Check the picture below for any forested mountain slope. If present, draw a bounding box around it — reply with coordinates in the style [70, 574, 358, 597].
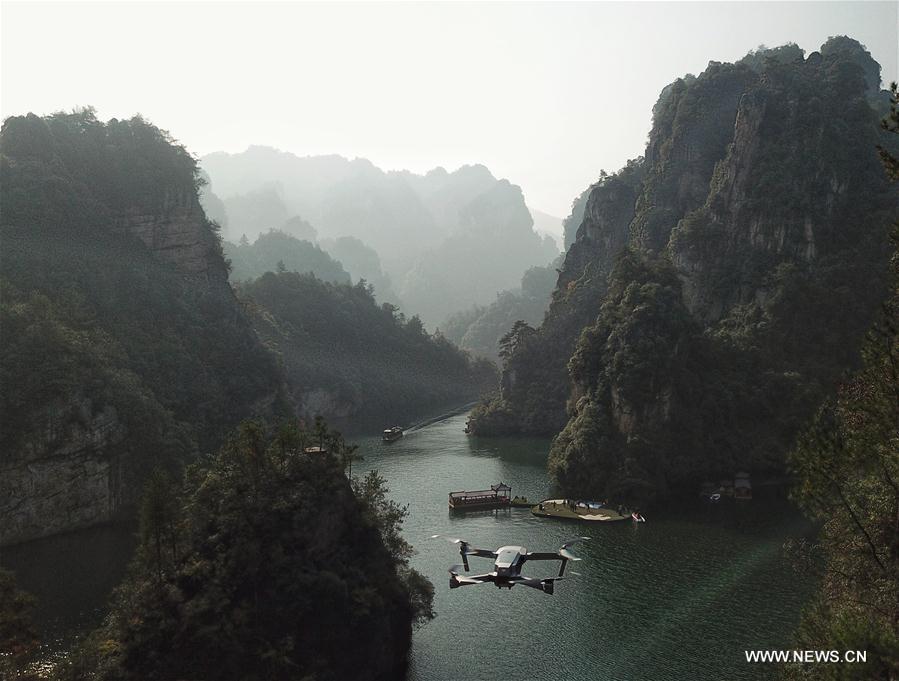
[440, 257, 560, 364]
[469, 39, 898, 502]
[0, 111, 495, 546]
[54, 422, 432, 681]
[200, 149, 558, 326]
[224, 229, 351, 284]
[239, 273, 497, 429]
[0, 110, 281, 544]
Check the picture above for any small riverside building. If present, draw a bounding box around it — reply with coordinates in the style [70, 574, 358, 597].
[449, 482, 512, 510]
[734, 472, 752, 500]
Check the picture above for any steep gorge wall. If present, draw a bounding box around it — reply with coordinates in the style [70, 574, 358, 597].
[0, 111, 280, 546]
[0, 399, 125, 545]
[470, 39, 898, 500]
[114, 187, 230, 283]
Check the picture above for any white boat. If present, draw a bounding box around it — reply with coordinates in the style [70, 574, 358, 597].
[382, 426, 403, 442]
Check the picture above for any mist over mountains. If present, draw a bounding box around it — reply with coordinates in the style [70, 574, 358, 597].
[3, 0, 898, 671]
[0, 111, 495, 547]
[200, 147, 559, 326]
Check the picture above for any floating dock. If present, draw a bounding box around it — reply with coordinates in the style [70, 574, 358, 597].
[531, 499, 629, 522]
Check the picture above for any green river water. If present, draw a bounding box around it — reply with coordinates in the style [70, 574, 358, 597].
[2, 412, 815, 680]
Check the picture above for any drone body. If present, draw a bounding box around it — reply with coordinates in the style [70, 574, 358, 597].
[432, 536, 588, 595]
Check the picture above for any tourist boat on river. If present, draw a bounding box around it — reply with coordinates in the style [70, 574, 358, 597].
[382, 426, 404, 442]
[448, 482, 512, 510]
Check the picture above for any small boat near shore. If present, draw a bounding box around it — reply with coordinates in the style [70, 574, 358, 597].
[382, 426, 404, 443]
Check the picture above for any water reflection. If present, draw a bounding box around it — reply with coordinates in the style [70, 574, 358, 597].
[356, 413, 816, 681]
[1, 412, 815, 681]
[0, 522, 137, 655]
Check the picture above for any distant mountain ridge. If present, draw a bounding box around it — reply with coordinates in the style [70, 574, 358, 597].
[0, 111, 495, 545]
[200, 148, 558, 325]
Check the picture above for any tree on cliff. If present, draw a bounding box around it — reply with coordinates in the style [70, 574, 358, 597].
[784, 83, 899, 679]
[57, 418, 433, 681]
[499, 320, 535, 363]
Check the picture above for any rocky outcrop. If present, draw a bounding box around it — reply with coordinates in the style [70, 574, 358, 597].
[631, 62, 757, 253]
[558, 160, 644, 292]
[299, 389, 355, 421]
[0, 111, 282, 546]
[670, 44, 895, 323]
[115, 188, 229, 283]
[473, 38, 898, 501]
[0, 398, 125, 545]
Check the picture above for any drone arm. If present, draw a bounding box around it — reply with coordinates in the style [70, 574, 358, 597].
[515, 576, 562, 595]
[465, 548, 498, 559]
[522, 551, 562, 561]
[449, 571, 495, 589]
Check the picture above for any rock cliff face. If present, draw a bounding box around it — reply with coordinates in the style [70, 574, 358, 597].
[631, 62, 756, 253]
[0, 399, 125, 545]
[114, 188, 230, 283]
[0, 111, 280, 546]
[469, 38, 898, 500]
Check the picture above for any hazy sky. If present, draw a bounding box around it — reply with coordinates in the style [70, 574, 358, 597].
[2, 1, 897, 216]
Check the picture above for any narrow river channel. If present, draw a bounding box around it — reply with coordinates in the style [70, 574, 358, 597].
[2, 411, 815, 680]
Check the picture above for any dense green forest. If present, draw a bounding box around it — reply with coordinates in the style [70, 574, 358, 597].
[50, 419, 432, 681]
[319, 235, 400, 305]
[239, 272, 497, 429]
[440, 257, 560, 364]
[223, 229, 402, 306]
[0, 108, 487, 678]
[470, 39, 899, 502]
[0, 110, 281, 532]
[224, 229, 351, 284]
[0, 109, 493, 550]
[783, 83, 899, 679]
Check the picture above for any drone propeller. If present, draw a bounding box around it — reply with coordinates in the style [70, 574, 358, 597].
[432, 534, 470, 571]
[561, 536, 591, 546]
[448, 564, 466, 576]
[431, 534, 466, 545]
[556, 537, 590, 576]
[559, 536, 590, 561]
